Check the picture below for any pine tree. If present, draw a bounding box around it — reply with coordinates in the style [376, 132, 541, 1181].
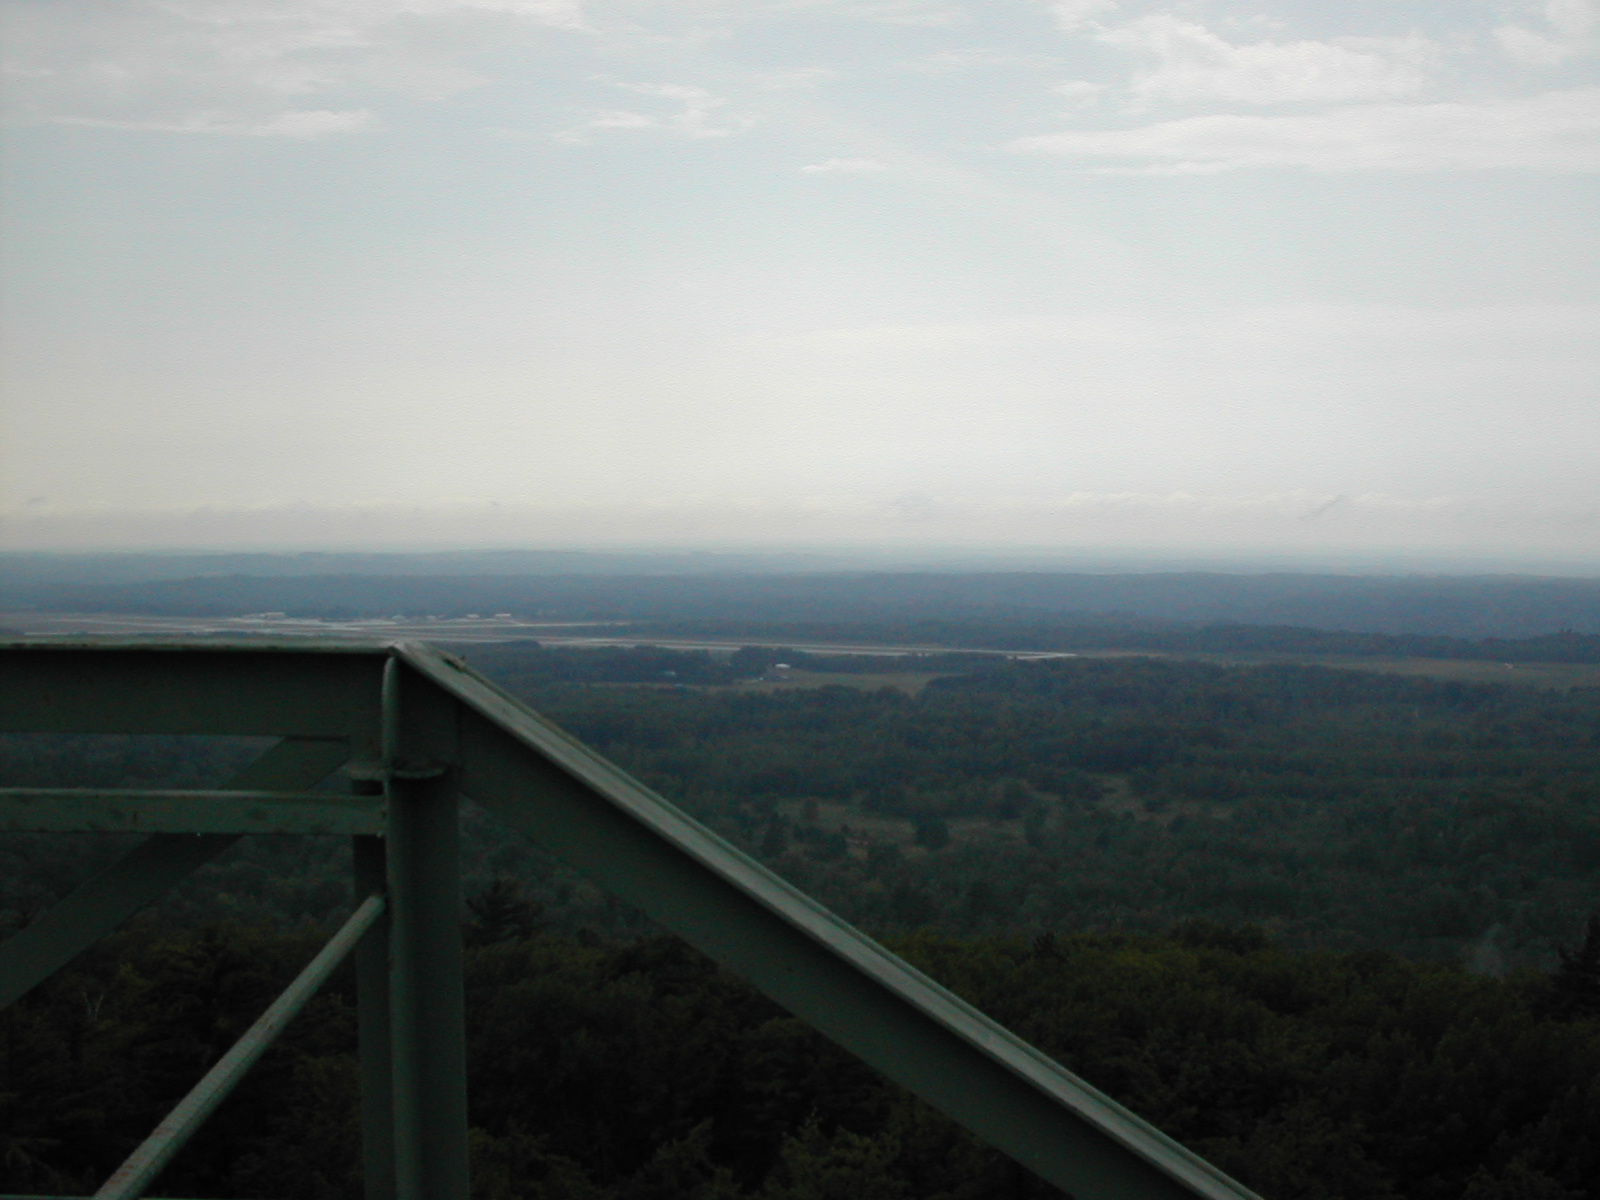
[1551, 912, 1600, 1019]
[464, 878, 544, 947]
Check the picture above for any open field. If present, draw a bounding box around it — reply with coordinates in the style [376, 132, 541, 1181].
[733, 668, 951, 696]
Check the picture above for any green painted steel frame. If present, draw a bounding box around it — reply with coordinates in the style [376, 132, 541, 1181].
[0, 788, 385, 834]
[0, 736, 353, 1010]
[96, 895, 388, 1200]
[0, 640, 1263, 1200]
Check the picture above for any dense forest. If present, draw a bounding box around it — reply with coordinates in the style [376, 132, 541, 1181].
[4, 641, 1600, 1197]
[7, 645, 1600, 962]
[4, 914, 1599, 1199]
[464, 645, 1600, 966]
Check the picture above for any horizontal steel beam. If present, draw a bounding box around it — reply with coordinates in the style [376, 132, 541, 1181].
[397, 645, 1260, 1200]
[0, 640, 386, 744]
[0, 738, 352, 1010]
[0, 788, 384, 835]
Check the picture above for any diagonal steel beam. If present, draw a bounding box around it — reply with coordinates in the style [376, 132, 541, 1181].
[94, 893, 386, 1200]
[397, 644, 1262, 1200]
[0, 738, 350, 1010]
[353, 827, 395, 1200]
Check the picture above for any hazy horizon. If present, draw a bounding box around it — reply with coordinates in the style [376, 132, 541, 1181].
[3, 1, 1596, 560]
[5, 540, 1600, 581]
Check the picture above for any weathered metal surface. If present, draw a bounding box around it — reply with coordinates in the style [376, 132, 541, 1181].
[397, 645, 1261, 1200]
[94, 893, 387, 1200]
[0, 641, 385, 748]
[0, 737, 350, 1010]
[0, 788, 384, 834]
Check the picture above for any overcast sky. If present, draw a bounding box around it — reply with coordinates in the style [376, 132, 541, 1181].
[2, 0, 1597, 563]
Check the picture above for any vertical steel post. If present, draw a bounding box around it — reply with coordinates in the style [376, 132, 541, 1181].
[388, 773, 470, 1200]
[384, 657, 471, 1200]
[353, 824, 396, 1200]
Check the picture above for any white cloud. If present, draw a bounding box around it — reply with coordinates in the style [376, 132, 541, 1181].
[0, 0, 588, 133]
[250, 107, 378, 136]
[55, 108, 377, 136]
[1045, 0, 1117, 35]
[1007, 87, 1600, 172]
[909, 47, 1060, 73]
[800, 156, 889, 172]
[842, 1, 964, 27]
[563, 81, 754, 140]
[1101, 16, 1437, 106]
[1496, 0, 1597, 64]
[730, 0, 959, 28]
[1498, 25, 1580, 65]
[153, 0, 594, 34]
[418, 0, 589, 29]
[1547, 0, 1599, 38]
[758, 67, 840, 89]
[588, 110, 655, 130]
[1051, 79, 1105, 103]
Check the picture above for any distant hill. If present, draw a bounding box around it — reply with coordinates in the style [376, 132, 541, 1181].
[5, 561, 1600, 639]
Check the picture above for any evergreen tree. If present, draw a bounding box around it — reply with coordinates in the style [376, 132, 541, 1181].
[1551, 912, 1600, 1019]
[465, 878, 545, 947]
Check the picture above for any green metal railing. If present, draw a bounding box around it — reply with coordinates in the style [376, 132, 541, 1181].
[98, 893, 388, 1200]
[0, 640, 1263, 1200]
